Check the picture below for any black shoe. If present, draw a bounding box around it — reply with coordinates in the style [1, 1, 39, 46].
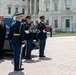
[25, 57, 32, 60]
[19, 68, 24, 70]
[14, 68, 24, 71]
[39, 55, 46, 57]
[0, 57, 5, 59]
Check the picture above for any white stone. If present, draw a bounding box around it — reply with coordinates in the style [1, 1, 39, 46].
[0, 0, 76, 32]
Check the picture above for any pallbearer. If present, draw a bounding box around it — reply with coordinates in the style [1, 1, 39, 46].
[24, 16, 33, 60]
[37, 16, 47, 57]
[10, 12, 24, 71]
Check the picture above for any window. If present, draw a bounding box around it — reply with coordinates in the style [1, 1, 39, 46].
[66, 0, 70, 10]
[37, 8, 39, 14]
[28, 8, 30, 14]
[8, 7, 11, 14]
[66, 19, 70, 28]
[22, 8, 25, 15]
[46, 3, 50, 12]
[15, 8, 18, 12]
[46, 20, 49, 25]
[54, 3, 58, 11]
[54, 20, 58, 28]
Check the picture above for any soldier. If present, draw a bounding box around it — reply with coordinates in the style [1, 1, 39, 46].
[37, 16, 47, 57]
[10, 12, 24, 71]
[24, 16, 33, 60]
[0, 15, 6, 59]
[50, 26, 52, 37]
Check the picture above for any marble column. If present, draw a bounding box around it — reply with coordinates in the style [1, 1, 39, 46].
[30, 0, 32, 14]
[58, 0, 62, 13]
[34, 0, 37, 14]
[49, 0, 53, 14]
[39, 0, 45, 15]
[73, 0, 76, 12]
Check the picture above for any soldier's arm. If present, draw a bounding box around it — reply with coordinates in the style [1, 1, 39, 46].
[9, 26, 13, 40]
[4, 23, 6, 35]
[20, 25, 25, 43]
[28, 22, 34, 31]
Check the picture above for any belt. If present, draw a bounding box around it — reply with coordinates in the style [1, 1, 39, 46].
[13, 34, 20, 36]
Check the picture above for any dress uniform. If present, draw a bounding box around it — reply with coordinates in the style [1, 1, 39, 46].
[0, 16, 6, 59]
[24, 16, 33, 60]
[10, 12, 24, 71]
[37, 16, 47, 57]
[50, 26, 52, 37]
[20, 19, 26, 58]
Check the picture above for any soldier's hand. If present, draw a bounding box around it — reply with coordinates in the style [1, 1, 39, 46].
[21, 44, 25, 47]
[43, 30, 46, 33]
[25, 30, 29, 34]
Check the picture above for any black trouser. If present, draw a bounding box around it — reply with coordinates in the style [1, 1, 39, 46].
[50, 32, 52, 37]
[0, 39, 5, 57]
[39, 39, 46, 56]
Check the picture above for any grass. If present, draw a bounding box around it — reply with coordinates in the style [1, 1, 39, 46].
[47, 33, 76, 37]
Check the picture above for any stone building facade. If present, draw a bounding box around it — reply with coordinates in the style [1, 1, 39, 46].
[0, 0, 76, 32]
[0, 0, 27, 17]
[38, 0, 76, 32]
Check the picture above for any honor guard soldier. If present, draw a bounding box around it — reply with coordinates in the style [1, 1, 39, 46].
[0, 15, 6, 59]
[37, 16, 47, 57]
[50, 26, 52, 37]
[10, 12, 24, 71]
[24, 16, 33, 60]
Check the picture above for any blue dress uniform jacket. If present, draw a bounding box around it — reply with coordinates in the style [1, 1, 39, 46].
[10, 21, 22, 71]
[24, 22, 33, 40]
[37, 22, 47, 39]
[10, 21, 21, 44]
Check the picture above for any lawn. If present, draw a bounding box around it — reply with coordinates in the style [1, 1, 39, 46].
[47, 33, 76, 37]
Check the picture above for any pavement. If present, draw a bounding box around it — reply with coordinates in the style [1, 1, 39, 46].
[0, 36, 76, 75]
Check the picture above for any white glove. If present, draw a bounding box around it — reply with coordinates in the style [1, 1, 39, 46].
[43, 30, 46, 33]
[21, 44, 25, 47]
[25, 30, 29, 34]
